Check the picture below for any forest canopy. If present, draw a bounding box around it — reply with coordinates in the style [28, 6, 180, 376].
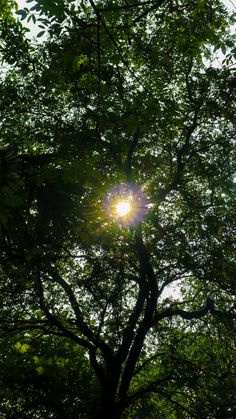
[0, 0, 236, 418]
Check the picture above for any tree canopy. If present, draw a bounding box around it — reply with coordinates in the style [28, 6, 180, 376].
[0, 0, 236, 418]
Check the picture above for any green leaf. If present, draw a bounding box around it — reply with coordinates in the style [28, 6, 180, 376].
[36, 366, 45, 375]
[20, 343, 30, 353]
[37, 30, 45, 38]
[15, 9, 27, 19]
[33, 355, 40, 364]
[221, 45, 226, 55]
[15, 341, 22, 351]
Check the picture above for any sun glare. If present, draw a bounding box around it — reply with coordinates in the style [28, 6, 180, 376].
[105, 183, 150, 225]
[115, 200, 132, 217]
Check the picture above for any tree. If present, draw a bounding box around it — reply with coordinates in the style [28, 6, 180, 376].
[0, 0, 236, 417]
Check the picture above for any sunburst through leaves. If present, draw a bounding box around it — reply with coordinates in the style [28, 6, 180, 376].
[105, 183, 150, 226]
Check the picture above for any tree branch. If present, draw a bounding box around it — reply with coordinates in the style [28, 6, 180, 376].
[118, 228, 158, 400]
[125, 128, 140, 181]
[132, 0, 166, 25]
[88, 0, 162, 104]
[116, 272, 147, 364]
[125, 374, 174, 407]
[34, 272, 94, 350]
[99, 1, 163, 12]
[154, 299, 236, 323]
[47, 268, 114, 364]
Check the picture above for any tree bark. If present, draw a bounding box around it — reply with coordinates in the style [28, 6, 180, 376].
[96, 385, 121, 419]
[96, 400, 121, 419]
[95, 366, 123, 419]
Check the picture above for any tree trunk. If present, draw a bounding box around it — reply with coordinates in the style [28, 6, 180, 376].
[96, 379, 122, 419]
[96, 400, 121, 419]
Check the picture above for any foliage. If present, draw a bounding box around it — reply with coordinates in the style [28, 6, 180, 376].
[0, 0, 17, 21]
[0, 0, 236, 418]
[0, 335, 99, 418]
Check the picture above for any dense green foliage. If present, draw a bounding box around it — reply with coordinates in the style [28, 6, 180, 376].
[0, 0, 236, 417]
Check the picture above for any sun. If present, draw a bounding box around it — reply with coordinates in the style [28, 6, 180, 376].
[115, 200, 132, 217]
[105, 183, 150, 226]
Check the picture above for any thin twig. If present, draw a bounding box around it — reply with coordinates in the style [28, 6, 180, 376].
[88, 0, 162, 106]
[99, 1, 163, 12]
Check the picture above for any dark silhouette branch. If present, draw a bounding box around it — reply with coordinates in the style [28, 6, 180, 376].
[116, 272, 147, 364]
[0, 322, 88, 342]
[118, 228, 158, 400]
[156, 389, 198, 418]
[88, 0, 163, 104]
[48, 268, 95, 339]
[134, 351, 167, 376]
[185, 57, 194, 102]
[154, 299, 236, 323]
[47, 268, 114, 364]
[125, 374, 174, 407]
[125, 128, 140, 181]
[175, 108, 199, 178]
[132, 0, 166, 25]
[99, 1, 163, 12]
[34, 273, 94, 350]
[96, 10, 101, 139]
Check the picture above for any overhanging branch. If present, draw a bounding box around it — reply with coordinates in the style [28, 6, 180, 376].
[34, 272, 94, 350]
[88, 0, 163, 104]
[99, 1, 163, 12]
[154, 299, 236, 323]
[125, 128, 140, 181]
[47, 268, 114, 364]
[118, 228, 158, 400]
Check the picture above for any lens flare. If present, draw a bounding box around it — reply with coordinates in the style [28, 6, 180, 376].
[105, 183, 150, 226]
[115, 200, 132, 217]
